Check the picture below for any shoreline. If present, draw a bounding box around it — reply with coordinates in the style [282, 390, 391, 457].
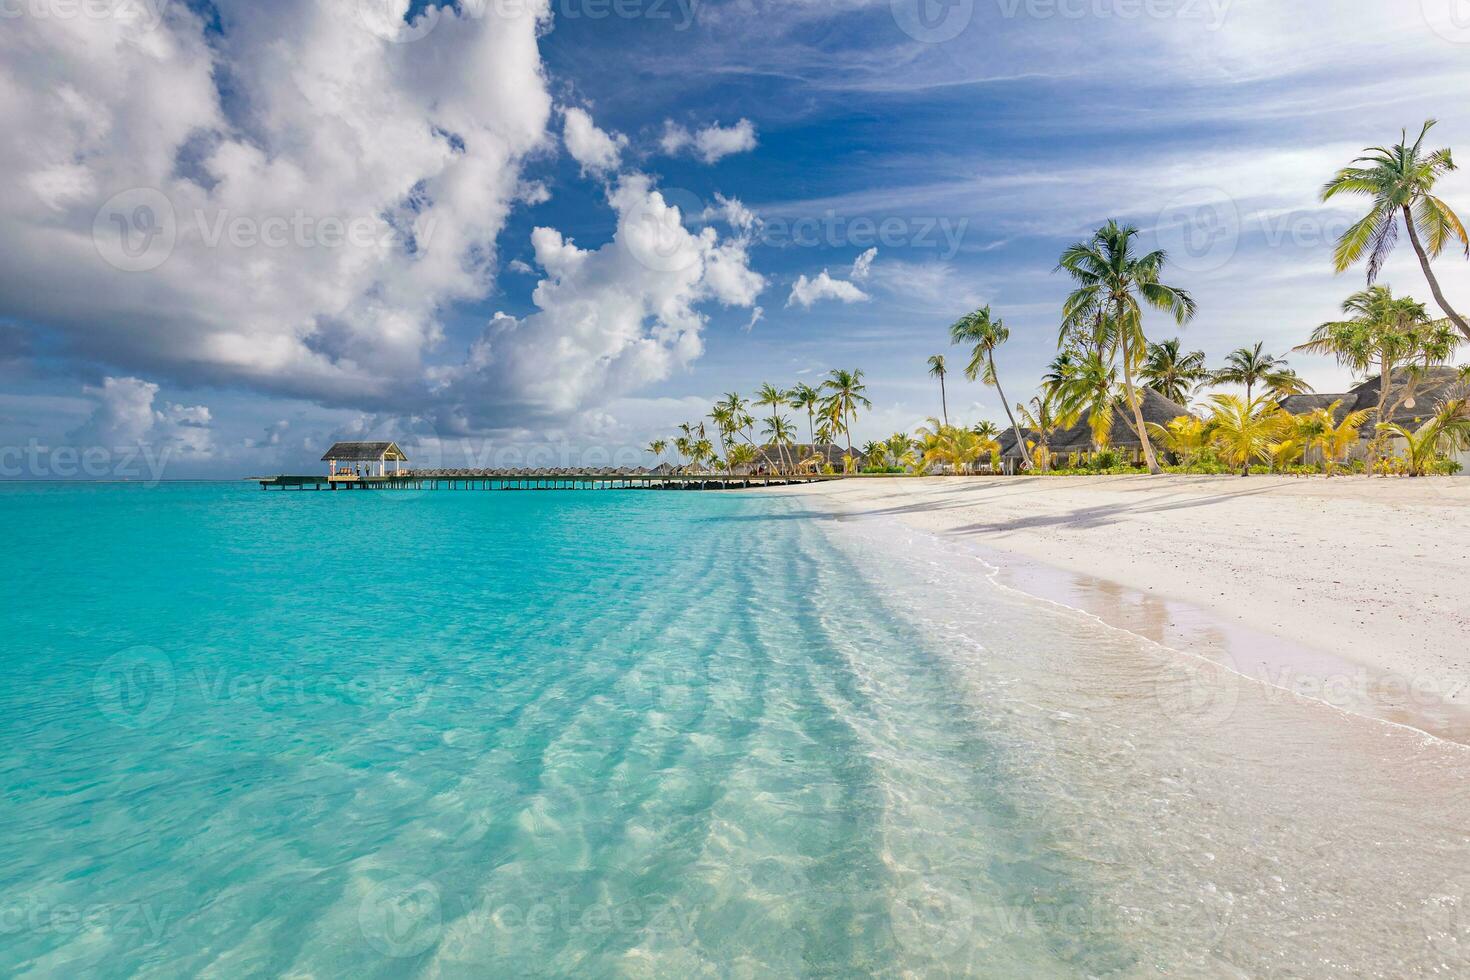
[770, 475, 1470, 744]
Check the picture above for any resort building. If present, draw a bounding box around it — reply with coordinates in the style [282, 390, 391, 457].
[321, 441, 409, 479]
[1278, 366, 1470, 470]
[997, 389, 1193, 471]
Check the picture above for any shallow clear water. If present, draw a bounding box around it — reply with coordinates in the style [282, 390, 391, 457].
[1, 483, 1467, 977]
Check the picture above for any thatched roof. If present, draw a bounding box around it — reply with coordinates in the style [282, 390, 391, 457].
[321, 441, 407, 462]
[1277, 366, 1466, 428]
[999, 389, 1192, 457]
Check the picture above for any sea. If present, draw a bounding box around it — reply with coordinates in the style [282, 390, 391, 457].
[1, 482, 1467, 977]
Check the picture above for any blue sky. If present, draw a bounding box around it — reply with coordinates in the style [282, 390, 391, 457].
[2, 0, 1469, 477]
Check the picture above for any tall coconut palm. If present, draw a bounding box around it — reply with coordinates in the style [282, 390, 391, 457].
[820, 368, 871, 466]
[755, 383, 790, 470]
[1210, 342, 1313, 401]
[1141, 338, 1209, 404]
[645, 438, 667, 462]
[1206, 394, 1285, 476]
[927, 354, 950, 427]
[950, 305, 1033, 470]
[1323, 120, 1470, 340]
[762, 414, 797, 472]
[788, 383, 821, 464]
[1295, 286, 1459, 427]
[1378, 394, 1470, 476]
[1057, 220, 1197, 474]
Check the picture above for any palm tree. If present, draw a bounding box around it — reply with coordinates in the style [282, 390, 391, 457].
[927, 354, 950, 427]
[1014, 395, 1063, 471]
[820, 369, 871, 467]
[861, 440, 888, 471]
[1047, 349, 1117, 453]
[1206, 394, 1285, 476]
[950, 305, 1033, 470]
[1293, 399, 1372, 473]
[914, 419, 987, 475]
[727, 443, 758, 474]
[1210, 342, 1312, 402]
[755, 383, 789, 471]
[691, 437, 714, 473]
[1295, 286, 1459, 428]
[1145, 414, 1212, 467]
[788, 383, 821, 463]
[1057, 220, 1197, 474]
[645, 439, 667, 464]
[885, 432, 916, 470]
[1378, 394, 1470, 476]
[972, 420, 999, 442]
[1141, 338, 1209, 404]
[1323, 120, 1470, 340]
[762, 414, 797, 472]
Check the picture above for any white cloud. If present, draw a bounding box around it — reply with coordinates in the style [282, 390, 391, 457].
[786, 270, 870, 309]
[0, 0, 553, 410]
[436, 174, 764, 428]
[850, 247, 877, 280]
[743, 306, 765, 332]
[69, 376, 214, 455]
[659, 119, 758, 164]
[562, 106, 627, 176]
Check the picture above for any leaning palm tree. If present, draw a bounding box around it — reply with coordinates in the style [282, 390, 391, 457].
[1323, 120, 1470, 340]
[927, 354, 950, 427]
[1057, 220, 1197, 474]
[788, 383, 821, 464]
[1141, 338, 1209, 404]
[820, 369, 871, 467]
[1377, 394, 1470, 476]
[1210, 342, 1312, 401]
[950, 305, 1032, 470]
[1206, 394, 1285, 476]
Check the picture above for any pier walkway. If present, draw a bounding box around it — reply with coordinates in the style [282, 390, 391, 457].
[257, 471, 843, 491]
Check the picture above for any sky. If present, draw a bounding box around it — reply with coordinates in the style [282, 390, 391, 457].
[2, 0, 1470, 478]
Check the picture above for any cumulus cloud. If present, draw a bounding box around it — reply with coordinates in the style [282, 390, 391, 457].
[69, 377, 213, 455]
[786, 270, 870, 309]
[850, 247, 877, 280]
[659, 119, 758, 164]
[562, 106, 627, 176]
[434, 175, 765, 427]
[0, 0, 553, 413]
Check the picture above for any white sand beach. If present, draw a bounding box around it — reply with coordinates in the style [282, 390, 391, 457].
[778, 475, 1470, 739]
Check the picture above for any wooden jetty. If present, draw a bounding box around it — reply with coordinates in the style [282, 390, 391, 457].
[257, 470, 843, 491]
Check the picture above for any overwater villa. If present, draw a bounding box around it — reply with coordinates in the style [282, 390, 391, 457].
[322, 441, 409, 480]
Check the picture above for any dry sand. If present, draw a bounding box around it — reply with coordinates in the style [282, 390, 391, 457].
[774, 475, 1470, 739]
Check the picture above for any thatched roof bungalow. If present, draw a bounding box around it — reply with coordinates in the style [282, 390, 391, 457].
[997, 389, 1193, 470]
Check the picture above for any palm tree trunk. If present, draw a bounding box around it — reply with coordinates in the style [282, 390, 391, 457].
[939, 373, 949, 428]
[1404, 205, 1470, 341]
[1121, 336, 1162, 474]
[989, 353, 1032, 471]
[844, 406, 853, 470]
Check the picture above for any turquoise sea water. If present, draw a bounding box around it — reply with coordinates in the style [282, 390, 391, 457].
[2, 483, 1467, 977]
